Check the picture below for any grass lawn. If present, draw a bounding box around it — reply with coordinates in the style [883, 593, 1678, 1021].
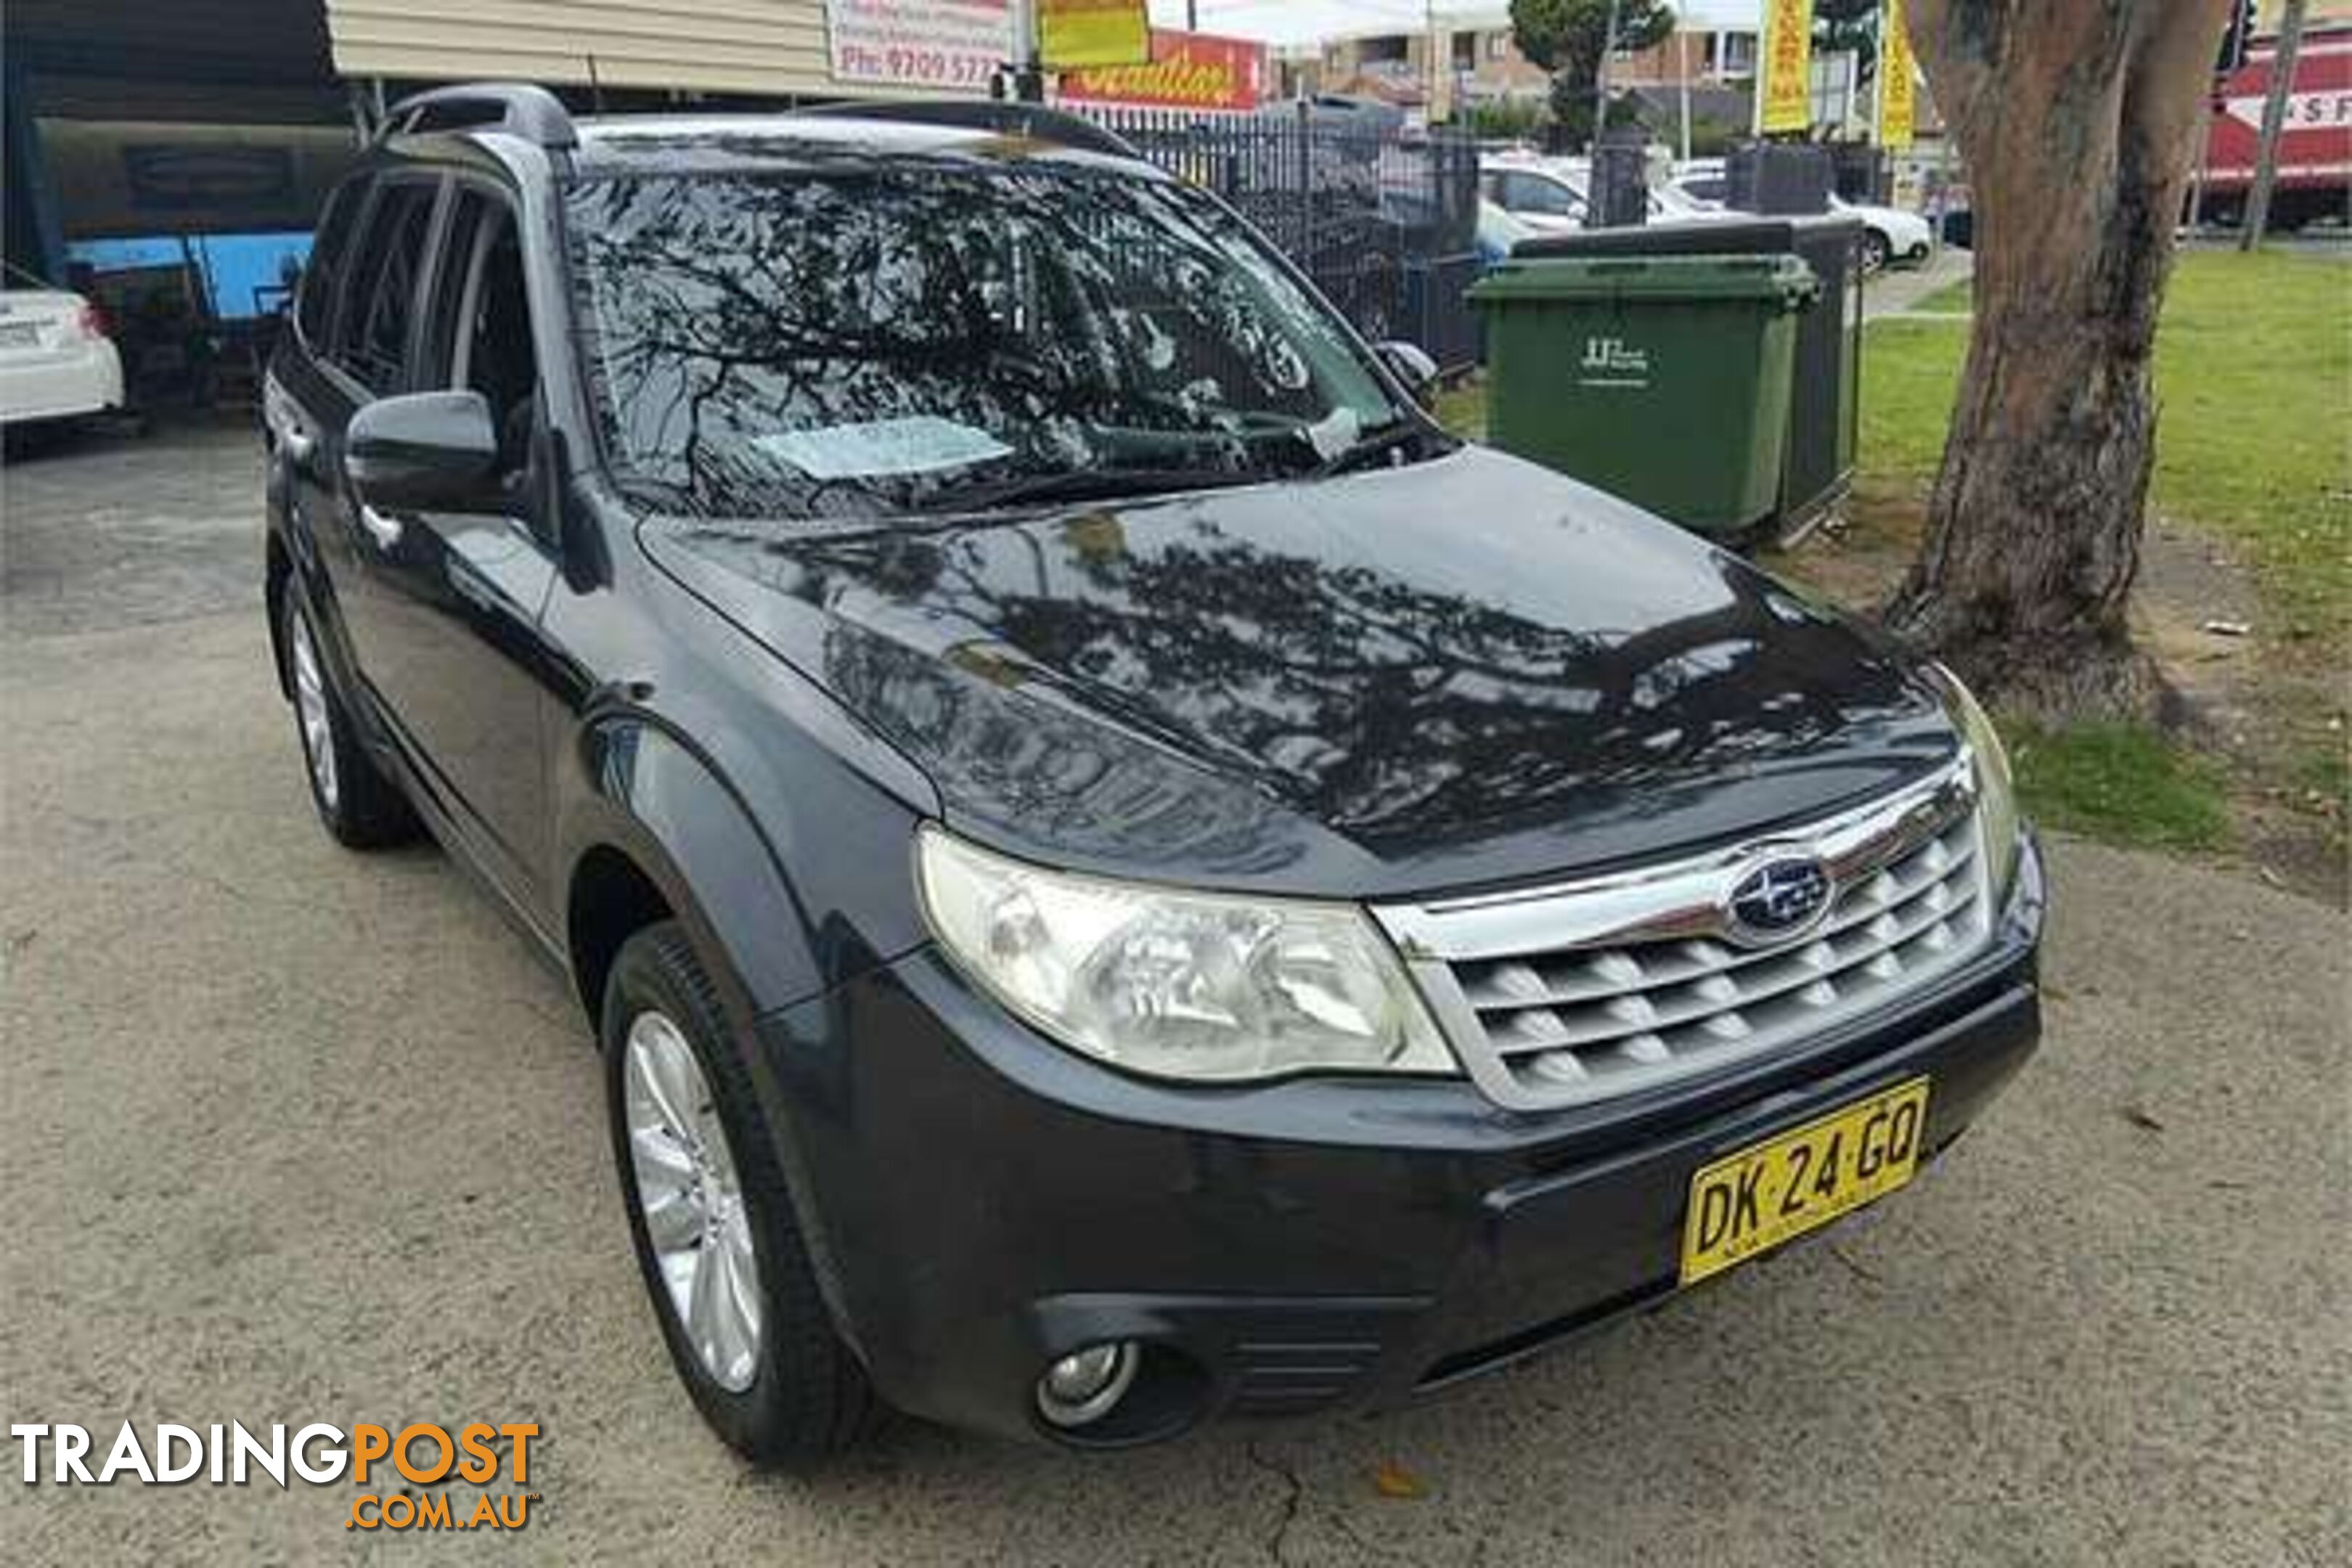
[1848, 249, 2349, 878]
[2006, 722, 2231, 853]
[1433, 377, 1488, 442]
[1858, 251, 2352, 652]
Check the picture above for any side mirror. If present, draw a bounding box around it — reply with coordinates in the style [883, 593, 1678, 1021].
[346, 391, 499, 511]
[1375, 340, 1440, 409]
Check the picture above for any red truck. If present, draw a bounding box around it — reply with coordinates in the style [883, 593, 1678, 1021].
[2197, 20, 2352, 231]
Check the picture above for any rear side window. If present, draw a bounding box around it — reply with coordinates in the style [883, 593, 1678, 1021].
[295, 181, 362, 348]
[334, 180, 441, 391]
[1501, 172, 1581, 219]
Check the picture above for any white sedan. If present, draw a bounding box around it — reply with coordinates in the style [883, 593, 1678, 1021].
[1484, 156, 1743, 236]
[1672, 171, 1935, 271]
[1829, 195, 1935, 271]
[1, 278, 125, 428]
[1480, 157, 1593, 235]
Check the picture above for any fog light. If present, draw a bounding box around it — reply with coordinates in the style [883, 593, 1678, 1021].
[1034, 1341, 1140, 1429]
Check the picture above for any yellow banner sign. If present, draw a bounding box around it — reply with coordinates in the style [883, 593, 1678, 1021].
[1757, 0, 1815, 135]
[1040, 0, 1150, 70]
[1879, 0, 1916, 150]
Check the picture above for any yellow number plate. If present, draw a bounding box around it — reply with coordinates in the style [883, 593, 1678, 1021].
[1680, 1078, 1931, 1286]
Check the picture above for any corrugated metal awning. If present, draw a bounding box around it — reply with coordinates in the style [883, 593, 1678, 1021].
[322, 0, 964, 100]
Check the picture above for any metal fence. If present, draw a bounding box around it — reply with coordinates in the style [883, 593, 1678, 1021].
[1077, 105, 1486, 374]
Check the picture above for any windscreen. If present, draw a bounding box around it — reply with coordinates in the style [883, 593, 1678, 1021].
[564, 164, 1406, 521]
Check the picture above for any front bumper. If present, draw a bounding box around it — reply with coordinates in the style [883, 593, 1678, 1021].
[753, 838, 2047, 1447]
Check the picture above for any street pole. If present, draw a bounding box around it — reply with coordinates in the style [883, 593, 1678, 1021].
[2241, 0, 2308, 250]
[1593, 0, 1622, 151]
[1426, 0, 1438, 122]
[1749, 8, 1765, 139]
[1187, 0, 1198, 31]
[1678, 30, 1692, 164]
[2186, 85, 2215, 233]
[1009, 0, 1045, 103]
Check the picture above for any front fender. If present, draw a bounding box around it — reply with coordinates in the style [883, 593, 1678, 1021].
[556, 706, 931, 1024]
[558, 716, 816, 1024]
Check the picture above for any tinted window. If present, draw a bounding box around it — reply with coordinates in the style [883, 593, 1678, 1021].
[566, 168, 1406, 521]
[295, 181, 362, 347]
[424, 189, 538, 481]
[335, 180, 439, 391]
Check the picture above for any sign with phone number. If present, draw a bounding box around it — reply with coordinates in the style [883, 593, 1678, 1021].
[827, 0, 1010, 91]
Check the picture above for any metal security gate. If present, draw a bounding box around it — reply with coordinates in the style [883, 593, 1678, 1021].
[1077, 104, 1484, 374]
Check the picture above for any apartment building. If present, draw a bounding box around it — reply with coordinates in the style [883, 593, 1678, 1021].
[1300, 3, 1762, 117]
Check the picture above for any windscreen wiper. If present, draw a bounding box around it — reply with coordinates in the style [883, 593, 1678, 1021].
[1308, 420, 1442, 481]
[915, 465, 1272, 515]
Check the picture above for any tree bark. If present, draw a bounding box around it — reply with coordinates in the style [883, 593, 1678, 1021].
[1887, 0, 2232, 721]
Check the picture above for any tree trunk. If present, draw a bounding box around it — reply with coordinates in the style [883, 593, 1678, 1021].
[1887, 0, 2231, 721]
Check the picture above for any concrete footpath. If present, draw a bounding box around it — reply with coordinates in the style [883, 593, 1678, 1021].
[1864, 248, 1972, 320]
[1, 423, 2344, 1566]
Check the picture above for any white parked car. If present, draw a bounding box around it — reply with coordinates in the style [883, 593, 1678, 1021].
[1652, 179, 1742, 224]
[1477, 197, 1538, 263]
[1482, 154, 1738, 235]
[0, 275, 125, 428]
[1829, 195, 1934, 271]
[1670, 171, 1934, 271]
[1480, 155, 1593, 234]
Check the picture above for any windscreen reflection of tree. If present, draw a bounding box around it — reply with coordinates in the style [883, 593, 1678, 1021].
[679, 515, 1869, 861]
[566, 165, 1373, 521]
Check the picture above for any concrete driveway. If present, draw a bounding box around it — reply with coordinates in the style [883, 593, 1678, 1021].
[3, 423, 2345, 1566]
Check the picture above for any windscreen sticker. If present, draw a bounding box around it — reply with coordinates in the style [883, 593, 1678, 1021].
[753, 417, 1014, 481]
[1302, 407, 1361, 461]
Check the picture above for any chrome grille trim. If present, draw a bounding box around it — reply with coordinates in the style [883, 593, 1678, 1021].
[1375, 755, 1994, 1110]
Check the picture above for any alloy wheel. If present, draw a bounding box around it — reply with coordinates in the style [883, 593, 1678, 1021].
[624, 1010, 764, 1392]
[289, 607, 338, 810]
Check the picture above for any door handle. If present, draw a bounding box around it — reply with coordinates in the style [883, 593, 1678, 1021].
[357, 504, 403, 550]
[282, 425, 317, 465]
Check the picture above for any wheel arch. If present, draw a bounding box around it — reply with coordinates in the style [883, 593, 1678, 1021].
[556, 712, 828, 1034]
[265, 530, 294, 701]
[558, 712, 876, 1363]
[566, 843, 677, 1029]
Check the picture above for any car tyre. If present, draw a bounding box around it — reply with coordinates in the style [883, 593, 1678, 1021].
[1861, 229, 1892, 274]
[603, 921, 875, 1467]
[281, 592, 419, 849]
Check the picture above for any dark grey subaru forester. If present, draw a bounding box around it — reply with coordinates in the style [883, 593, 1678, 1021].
[263, 84, 2045, 1463]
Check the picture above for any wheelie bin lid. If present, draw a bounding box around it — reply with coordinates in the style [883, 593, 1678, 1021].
[1468, 253, 1819, 309]
[1511, 213, 1867, 263]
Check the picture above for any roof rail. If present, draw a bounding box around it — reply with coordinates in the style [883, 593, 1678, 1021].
[377, 83, 578, 150]
[793, 99, 1140, 160]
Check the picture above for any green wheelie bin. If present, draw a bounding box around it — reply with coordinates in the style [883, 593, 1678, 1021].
[1466, 254, 1819, 539]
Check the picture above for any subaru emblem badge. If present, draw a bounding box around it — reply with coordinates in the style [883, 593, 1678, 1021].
[1724, 857, 1834, 947]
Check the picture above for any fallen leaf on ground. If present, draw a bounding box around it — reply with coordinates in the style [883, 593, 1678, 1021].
[2123, 1106, 2165, 1133]
[1372, 1460, 1425, 1499]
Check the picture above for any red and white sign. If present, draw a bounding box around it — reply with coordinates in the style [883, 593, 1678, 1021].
[825, 0, 1010, 93]
[2202, 25, 2352, 188]
[1055, 28, 1267, 113]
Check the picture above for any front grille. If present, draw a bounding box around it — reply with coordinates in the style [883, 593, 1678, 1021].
[1375, 757, 1993, 1110]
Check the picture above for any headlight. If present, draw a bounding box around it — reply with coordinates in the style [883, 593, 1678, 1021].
[1930, 663, 2022, 903]
[915, 827, 1454, 1083]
